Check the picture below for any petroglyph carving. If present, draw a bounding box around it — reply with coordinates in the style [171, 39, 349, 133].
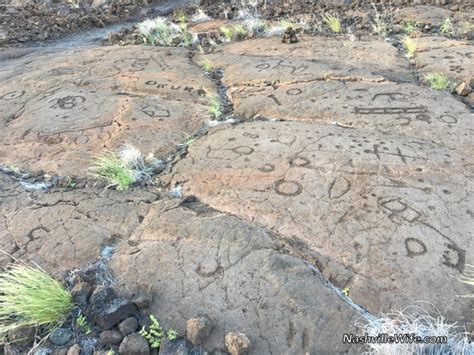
[273, 179, 303, 197]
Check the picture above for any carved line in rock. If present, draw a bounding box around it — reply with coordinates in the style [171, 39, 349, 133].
[255, 60, 309, 75]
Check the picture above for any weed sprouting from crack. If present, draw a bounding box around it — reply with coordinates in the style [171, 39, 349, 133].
[208, 96, 222, 119]
[424, 73, 451, 90]
[402, 36, 417, 58]
[90, 144, 163, 190]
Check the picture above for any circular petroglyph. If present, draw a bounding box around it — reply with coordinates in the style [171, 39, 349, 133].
[405, 237, 428, 257]
[258, 163, 276, 173]
[273, 179, 303, 197]
[232, 146, 254, 155]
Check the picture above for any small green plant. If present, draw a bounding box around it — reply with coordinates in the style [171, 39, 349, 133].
[342, 287, 351, 297]
[175, 10, 187, 25]
[425, 73, 451, 90]
[402, 36, 417, 58]
[76, 314, 92, 335]
[106, 350, 115, 355]
[200, 58, 215, 72]
[209, 96, 222, 119]
[0, 264, 72, 336]
[402, 20, 416, 35]
[89, 152, 135, 190]
[322, 14, 341, 33]
[233, 24, 248, 38]
[279, 19, 296, 30]
[440, 17, 454, 36]
[220, 26, 234, 41]
[167, 328, 178, 341]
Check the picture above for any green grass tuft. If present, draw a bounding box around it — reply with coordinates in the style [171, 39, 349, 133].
[0, 264, 72, 336]
[90, 152, 135, 190]
[209, 96, 222, 119]
[425, 73, 451, 90]
[402, 36, 417, 58]
[200, 58, 215, 72]
[220, 26, 234, 41]
[322, 14, 341, 33]
[402, 20, 416, 35]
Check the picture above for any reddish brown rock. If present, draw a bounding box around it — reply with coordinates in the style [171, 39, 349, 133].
[0, 46, 214, 176]
[169, 121, 473, 329]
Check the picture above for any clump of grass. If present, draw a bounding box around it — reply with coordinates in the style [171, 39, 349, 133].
[402, 36, 417, 58]
[0, 264, 72, 336]
[174, 10, 187, 25]
[200, 58, 215, 72]
[90, 152, 134, 190]
[90, 144, 161, 190]
[233, 24, 248, 39]
[402, 20, 416, 35]
[138, 18, 176, 46]
[370, 2, 392, 37]
[460, 264, 473, 297]
[425, 73, 451, 90]
[322, 14, 341, 33]
[242, 15, 268, 36]
[137, 17, 196, 47]
[440, 17, 454, 36]
[359, 307, 472, 354]
[279, 19, 296, 31]
[209, 96, 222, 119]
[220, 26, 234, 41]
[191, 9, 211, 23]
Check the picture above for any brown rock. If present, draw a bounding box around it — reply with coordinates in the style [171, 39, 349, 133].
[99, 329, 123, 346]
[186, 315, 212, 345]
[168, 121, 473, 331]
[119, 317, 139, 337]
[455, 81, 471, 96]
[413, 37, 474, 82]
[71, 281, 93, 305]
[119, 334, 150, 355]
[109, 200, 362, 353]
[0, 46, 213, 176]
[225, 332, 251, 355]
[67, 344, 81, 355]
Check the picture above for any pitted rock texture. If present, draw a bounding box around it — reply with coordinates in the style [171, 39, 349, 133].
[413, 37, 474, 83]
[109, 199, 363, 354]
[169, 121, 473, 328]
[0, 46, 214, 175]
[0, 173, 158, 277]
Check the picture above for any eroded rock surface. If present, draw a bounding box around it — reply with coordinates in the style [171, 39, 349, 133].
[170, 121, 473, 327]
[0, 173, 158, 277]
[0, 46, 214, 175]
[196, 37, 473, 152]
[109, 199, 363, 354]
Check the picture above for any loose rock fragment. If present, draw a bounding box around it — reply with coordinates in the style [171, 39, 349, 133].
[225, 332, 251, 355]
[186, 315, 213, 345]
